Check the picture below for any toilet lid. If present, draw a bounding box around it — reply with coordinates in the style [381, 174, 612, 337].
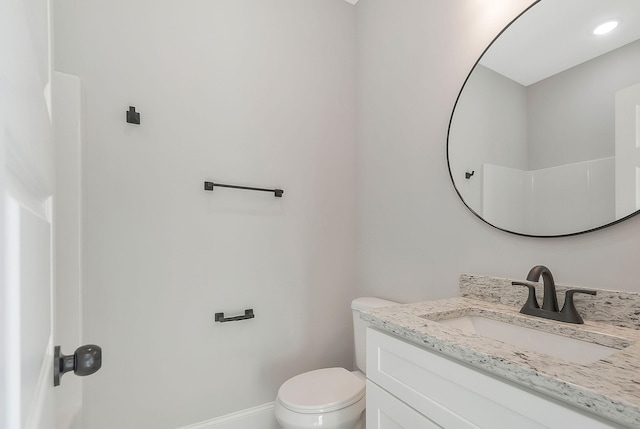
[278, 367, 365, 414]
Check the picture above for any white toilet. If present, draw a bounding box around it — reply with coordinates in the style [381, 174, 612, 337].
[274, 297, 398, 429]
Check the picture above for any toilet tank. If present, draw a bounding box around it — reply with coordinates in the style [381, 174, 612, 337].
[351, 297, 399, 373]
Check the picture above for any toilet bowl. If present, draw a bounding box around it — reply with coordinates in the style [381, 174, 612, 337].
[274, 297, 398, 429]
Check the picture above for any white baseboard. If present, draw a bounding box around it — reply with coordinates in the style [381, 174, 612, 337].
[177, 402, 279, 429]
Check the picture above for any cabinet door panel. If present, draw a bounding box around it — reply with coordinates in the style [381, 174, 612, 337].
[366, 381, 442, 429]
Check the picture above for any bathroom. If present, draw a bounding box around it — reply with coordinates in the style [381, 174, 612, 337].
[3, 0, 640, 428]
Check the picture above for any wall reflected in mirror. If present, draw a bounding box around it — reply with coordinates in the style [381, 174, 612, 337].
[448, 0, 640, 236]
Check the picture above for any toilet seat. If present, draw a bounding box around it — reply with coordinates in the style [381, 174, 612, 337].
[277, 367, 365, 414]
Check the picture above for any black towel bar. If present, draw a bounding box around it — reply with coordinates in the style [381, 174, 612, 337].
[215, 309, 255, 323]
[204, 181, 283, 197]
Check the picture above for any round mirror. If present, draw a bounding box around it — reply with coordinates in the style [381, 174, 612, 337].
[447, 0, 640, 237]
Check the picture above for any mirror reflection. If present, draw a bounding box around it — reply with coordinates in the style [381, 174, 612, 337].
[448, 0, 640, 236]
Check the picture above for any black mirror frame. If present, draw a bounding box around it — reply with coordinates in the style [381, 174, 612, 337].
[446, 0, 640, 238]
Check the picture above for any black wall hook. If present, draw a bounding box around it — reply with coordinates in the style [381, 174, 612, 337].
[465, 170, 475, 179]
[126, 106, 140, 124]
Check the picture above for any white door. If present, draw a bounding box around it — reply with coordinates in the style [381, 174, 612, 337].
[615, 82, 640, 219]
[1, 0, 56, 428]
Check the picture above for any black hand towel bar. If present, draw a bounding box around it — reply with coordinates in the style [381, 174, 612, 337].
[204, 181, 283, 198]
[215, 309, 255, 323]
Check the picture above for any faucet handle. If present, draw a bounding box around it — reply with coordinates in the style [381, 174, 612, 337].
[560, 289, 596, 324]
[512, 281, 540, 311]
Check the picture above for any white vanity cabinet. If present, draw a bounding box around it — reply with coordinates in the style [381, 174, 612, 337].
[365, 328, 625, 429]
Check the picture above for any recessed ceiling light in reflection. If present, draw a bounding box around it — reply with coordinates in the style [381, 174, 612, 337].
[593, 20, 618, 35]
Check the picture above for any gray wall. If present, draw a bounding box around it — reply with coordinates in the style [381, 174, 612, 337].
[451, 39, 640, 173]
[528, 39, 640, 170]
[449, 64, 528, 214]
[52, 0, 640, 427]
[355, 0, 640, 304]
[54, 0, 357, 427]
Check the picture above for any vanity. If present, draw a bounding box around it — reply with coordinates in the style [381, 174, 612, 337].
[362, 275, 640, 428]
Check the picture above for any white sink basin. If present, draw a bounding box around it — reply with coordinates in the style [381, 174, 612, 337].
[435, 315, 623, 364]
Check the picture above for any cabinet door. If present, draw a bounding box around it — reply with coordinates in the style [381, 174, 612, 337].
[366, 381, 442, 429]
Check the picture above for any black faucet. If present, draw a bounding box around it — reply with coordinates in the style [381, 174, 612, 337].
[512, 265, 596, 324]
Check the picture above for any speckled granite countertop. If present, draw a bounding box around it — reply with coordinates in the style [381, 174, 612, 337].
[361, 275, 640, 428]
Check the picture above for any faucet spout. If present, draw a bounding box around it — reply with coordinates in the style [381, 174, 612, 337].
[513, 265, 596, 324]
[525, 265, 558, 312]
